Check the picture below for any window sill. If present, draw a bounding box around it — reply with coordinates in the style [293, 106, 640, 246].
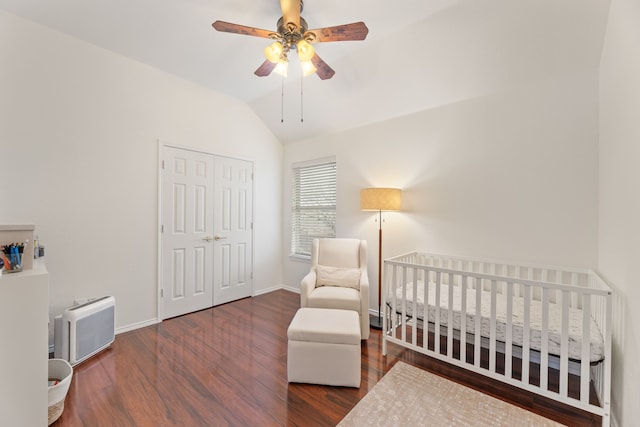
[289, 254, 311, 263]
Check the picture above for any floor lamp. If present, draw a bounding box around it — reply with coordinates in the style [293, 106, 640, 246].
[360, 187, 402, 330]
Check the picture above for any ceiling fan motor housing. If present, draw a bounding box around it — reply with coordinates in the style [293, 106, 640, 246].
[276, 17, 309, 49]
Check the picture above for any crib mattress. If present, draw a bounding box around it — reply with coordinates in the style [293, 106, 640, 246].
[391, 281, 605, 363]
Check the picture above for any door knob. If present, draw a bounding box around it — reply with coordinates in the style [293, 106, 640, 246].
[202, 235, 214, 242]
[214, 235, 227, 241]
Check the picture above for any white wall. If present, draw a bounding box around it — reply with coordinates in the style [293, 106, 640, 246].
[0, 10, 283, 333]
[283, 69, 600, 312]
[599, 1, 640, 425]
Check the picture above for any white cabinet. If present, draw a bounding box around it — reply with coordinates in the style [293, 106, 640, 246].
[0, 260, 49, 426]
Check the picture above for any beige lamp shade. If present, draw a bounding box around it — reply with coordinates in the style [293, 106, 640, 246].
[360, 188, 402, 211]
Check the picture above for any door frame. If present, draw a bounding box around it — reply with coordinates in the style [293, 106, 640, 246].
[156, 140, 255, 321]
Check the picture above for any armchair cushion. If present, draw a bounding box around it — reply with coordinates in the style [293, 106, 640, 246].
[307, 287, 361, 313]
[315, 265, 361, 290]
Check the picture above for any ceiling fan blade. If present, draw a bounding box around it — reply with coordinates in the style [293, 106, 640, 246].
[254, 60, 277, 77]
[311, 53, 335, 80]
[212, 21, 276, 39]
[305, 22, 369, 43]
[280, 0, 301, 29]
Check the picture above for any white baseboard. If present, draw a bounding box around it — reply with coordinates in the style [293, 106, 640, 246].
[254, 284, 284, 296]
[368, 307, 383, 316]
[254, 284, 300, 296]
[115, 318, 159, 335]
[281, 285, 300, 294]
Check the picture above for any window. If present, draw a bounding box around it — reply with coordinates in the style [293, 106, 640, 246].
[291, 158, 337, 257]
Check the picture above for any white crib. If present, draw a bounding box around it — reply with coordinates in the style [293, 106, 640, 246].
[382, 252, 612, 427]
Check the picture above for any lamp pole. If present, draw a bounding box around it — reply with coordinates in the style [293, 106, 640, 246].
[360, 187, 401, 331]
[370, 209, 383, 330]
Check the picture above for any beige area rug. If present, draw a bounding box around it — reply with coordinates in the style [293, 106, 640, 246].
[337, 362, 565, 427]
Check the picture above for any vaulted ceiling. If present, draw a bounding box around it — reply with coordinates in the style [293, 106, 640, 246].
[0, 0, 610, 144]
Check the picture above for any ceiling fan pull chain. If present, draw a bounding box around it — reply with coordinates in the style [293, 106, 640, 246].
[281, 74, 285, 123]
[300, 77, 304, 123]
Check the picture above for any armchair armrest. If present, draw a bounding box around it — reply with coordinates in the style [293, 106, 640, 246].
[359, 270, 369, 290]
[300, 271, 317, 307]
[358, 270, 370, 315]
[358, 270, 370, 340]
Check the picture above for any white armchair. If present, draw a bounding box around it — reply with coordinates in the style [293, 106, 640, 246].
[300, 238, 370, 340]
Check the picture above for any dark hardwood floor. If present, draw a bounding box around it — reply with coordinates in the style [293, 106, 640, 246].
[52, 290, 600, 426]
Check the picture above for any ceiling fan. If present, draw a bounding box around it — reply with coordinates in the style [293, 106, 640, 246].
[212, 0, 369, 80]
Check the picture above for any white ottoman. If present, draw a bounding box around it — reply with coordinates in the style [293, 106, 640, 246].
[287, 307, 361, 387]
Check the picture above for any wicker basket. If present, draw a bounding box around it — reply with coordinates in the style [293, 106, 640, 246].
[48, 359, 73, 425]
[48, 400, 65, 426]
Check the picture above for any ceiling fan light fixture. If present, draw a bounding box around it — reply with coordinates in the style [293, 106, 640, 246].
[296, 39, 315, 62]
[274, 58, 289, 77]
[265, 41, 284, 63]
[300, 60, 317, 76]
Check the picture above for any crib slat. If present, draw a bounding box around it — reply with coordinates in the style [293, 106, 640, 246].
[435, 271, 442, 355]
[505, 282, 513, 379]
[460, 275, 468, 363]
[489, 280, 497, 373]
[560, 290, 570, 398]
[580, 294, 591, 403]
[401, 266, 408, 343]
[571, 272, 579, 308]
[603, 291, 613, 427]
[393, 265, 399, 339]
[540, 287, 550, 391]
[474, 277, 481, 368]
[422, 269, 429, 351]
[522, 284, 531, 385]
[412, 267, 418, 346]
[447, 273, 454, 358]
[382, 265, 387, 354]
[382, 264, 388, 354]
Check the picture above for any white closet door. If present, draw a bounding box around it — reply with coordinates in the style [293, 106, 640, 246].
[213, 156, 253, 306]
[161, 146, 215, 319]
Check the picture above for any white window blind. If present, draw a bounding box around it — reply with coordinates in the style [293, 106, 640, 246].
[291, 158, 337, 257]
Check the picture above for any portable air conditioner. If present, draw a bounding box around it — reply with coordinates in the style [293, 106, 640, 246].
[54, 296, 115, 365]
